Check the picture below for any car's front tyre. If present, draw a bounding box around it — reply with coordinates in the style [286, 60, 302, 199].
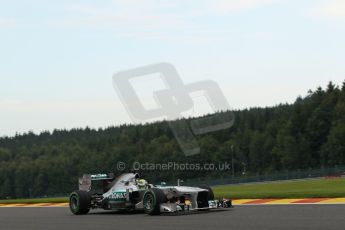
[143, 188, 166, 215]
[199, 185, 214, 200]
[69, 190, 91, 215]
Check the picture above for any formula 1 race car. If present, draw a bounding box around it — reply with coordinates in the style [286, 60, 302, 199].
[69, 172, 232, 215]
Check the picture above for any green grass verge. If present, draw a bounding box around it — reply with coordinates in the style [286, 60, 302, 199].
[1, 178, 345, 203]
[213, 178, 345, 199]
[0, 197, 68, 204]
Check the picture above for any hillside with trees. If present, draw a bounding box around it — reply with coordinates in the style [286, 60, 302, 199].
[0, 81, 344, 198]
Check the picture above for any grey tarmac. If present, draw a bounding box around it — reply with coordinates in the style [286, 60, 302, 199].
[0, 205, 344, 230]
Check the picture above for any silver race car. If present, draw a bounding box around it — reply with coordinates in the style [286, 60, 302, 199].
[69, 172, 232, 215]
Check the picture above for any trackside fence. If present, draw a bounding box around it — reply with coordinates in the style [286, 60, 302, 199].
[182, 165, 345, 187]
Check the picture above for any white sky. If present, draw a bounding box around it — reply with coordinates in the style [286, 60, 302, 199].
[1, 0, 345, 136]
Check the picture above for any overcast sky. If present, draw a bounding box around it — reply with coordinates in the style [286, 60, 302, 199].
[1, 0, 345, 137]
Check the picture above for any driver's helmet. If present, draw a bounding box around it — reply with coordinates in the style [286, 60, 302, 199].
[137, 179, 148, 189]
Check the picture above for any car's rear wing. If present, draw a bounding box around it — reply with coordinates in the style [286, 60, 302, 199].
[79, 173, 115, 191]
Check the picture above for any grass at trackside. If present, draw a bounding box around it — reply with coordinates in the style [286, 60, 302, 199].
[0, 197, 68, 204]
[1, 178, 345, 204]
[213, 178, 345, 199]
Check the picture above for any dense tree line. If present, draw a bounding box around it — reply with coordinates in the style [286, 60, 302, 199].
[0, 81, 344, 198]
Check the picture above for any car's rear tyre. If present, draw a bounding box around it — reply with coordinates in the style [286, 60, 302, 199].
[69, 190, 91, 215]
[199, 185, 214, 200]
[143, 188, 166, 215]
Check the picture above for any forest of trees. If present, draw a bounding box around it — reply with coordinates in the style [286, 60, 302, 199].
[0, 81, 344, 198]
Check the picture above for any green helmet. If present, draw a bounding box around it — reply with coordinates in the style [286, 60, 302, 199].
[137, 179, 148, 189]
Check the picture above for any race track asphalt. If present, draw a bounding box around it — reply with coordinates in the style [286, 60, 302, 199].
[1, 205, 345, 230]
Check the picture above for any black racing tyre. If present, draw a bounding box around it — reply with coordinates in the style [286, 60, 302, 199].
[199, 185, 214, 201]
[69, 190, 91, 215]
[143, 188, 166, 215]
